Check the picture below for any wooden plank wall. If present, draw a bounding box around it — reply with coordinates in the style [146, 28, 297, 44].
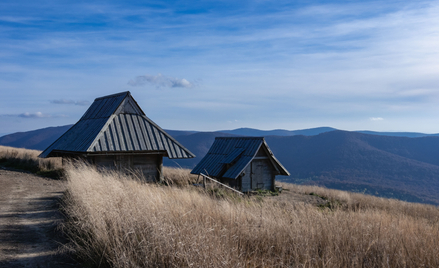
[251, 159, 273, 191]
[92, 154, 162, 181]
[241, 164, 252, 192]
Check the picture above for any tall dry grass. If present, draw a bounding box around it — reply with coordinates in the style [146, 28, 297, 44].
[162, 166, 200, 186]
[279, 182, 439, 223]
[0, 145, 61, 173]
[62, 162, 439, 268]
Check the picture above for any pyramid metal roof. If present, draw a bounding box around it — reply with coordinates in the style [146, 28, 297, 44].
[39, 91, 195, 159]
[191, 137, 289, 179]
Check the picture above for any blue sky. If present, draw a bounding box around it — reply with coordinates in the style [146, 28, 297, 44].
[1, 0, 439, 136]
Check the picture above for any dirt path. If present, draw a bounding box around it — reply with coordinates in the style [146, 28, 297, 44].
[0, 168, 80, 267]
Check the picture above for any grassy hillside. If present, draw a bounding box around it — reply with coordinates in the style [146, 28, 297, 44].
[1, 145, 438, 267]
[62, 163, 439, 268]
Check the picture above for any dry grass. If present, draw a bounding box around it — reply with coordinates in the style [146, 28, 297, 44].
[278, 182, 439, 223]
[0, 145, 62, 175]
[62, 163, 439, 268]
[162, 166, 200, 186]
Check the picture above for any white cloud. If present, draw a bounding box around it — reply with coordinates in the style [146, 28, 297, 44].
[128, 73, 195, 88]
[18, 112, 50, 118]
[74, 100, 90, 106]
[370, 117, 384, 121]
[0, 16, 34, 23]
[0, 112, 69, 119]
[50, 99, 75, 104]
[50, 99, 90, 106]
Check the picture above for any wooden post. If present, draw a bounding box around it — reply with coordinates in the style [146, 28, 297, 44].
[200, 173, 244, 195]
[158, 155, 164, 183]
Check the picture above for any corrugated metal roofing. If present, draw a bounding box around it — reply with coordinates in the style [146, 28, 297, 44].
[191, 137, 289, 179]
[222, 147, 245, 164]
[81, 92, 127, 120]
[39, 91, 195, 159]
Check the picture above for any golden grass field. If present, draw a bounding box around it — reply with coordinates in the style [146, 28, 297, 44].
[61, 162, 439, 268]
[1, 145, 439, 267]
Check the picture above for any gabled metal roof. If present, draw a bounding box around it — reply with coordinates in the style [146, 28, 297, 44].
[191, 137, 289, 179]
[39, 91, 195, 159]
[222, 147, 245, 164]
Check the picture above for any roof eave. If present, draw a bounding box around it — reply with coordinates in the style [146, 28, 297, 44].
[44, 149, 172, 158]
[261, 140, 290, 176]
[139, 114, 195, 158]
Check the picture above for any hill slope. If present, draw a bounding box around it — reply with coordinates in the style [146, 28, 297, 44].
[264, 132, 439, 204]
[0, 125, 73, 150]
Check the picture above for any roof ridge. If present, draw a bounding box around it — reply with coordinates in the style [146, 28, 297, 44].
[87, 114, 117, 153]
[95, 91, 130, 101]
[215, 136, 264, 139]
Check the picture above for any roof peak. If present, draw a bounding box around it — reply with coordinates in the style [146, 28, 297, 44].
[95, 91, 130, 101]
[215, 136, 265, 140]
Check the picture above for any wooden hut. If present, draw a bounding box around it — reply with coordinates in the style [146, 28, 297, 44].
[191, 137, 289, 192]
[39, 91, 195, 181]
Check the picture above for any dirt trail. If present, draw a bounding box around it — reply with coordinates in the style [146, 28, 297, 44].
[0, 168, 80, 267]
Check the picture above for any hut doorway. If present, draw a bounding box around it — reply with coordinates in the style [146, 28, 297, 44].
[251, 159, 271, 190]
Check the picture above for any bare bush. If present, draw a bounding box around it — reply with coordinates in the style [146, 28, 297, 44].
[279, 182, 439, 223]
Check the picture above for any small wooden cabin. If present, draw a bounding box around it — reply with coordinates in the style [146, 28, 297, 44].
[191, 137, 289, 192]
[39, 91, 195, 181]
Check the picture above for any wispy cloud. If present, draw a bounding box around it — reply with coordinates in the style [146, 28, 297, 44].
[0, 112, 68, 118]
[18, 112, 51, 118]
[370, 117, 384, 121]
[75, 100, 90, 106]
[50, 99, 90, 106]
[0, 16, 34, 24]
[128, 73, 195, 88]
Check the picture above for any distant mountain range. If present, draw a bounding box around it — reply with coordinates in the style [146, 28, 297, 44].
[1, 126, 439, 150]
[217, 127, 337, 136]
[0, 126, 339, 150]
[2, 125, 439, 205]
[0, 125, 74, 151]
[164, 127, 439, 138]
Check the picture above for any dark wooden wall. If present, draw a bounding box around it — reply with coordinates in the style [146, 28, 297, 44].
[228, 147, 276, 192]
[90, 154, 163, 181]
